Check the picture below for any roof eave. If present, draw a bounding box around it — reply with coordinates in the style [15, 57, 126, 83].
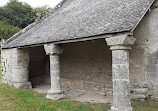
[2, 31, 131, 49]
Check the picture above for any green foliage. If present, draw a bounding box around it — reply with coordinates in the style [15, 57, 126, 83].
[0, 22, 21, 40]
[33, 6, 52, 18]
[0, 0, 36, 28]
[0, 0, 53, 41]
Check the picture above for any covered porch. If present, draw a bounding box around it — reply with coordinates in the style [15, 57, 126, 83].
[2, 33, 135, 111]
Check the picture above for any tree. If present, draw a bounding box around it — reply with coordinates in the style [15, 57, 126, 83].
[0, 21, 21, 40]
[0, 0, 52, 41]
[33, 5, 52, 18]
[0, 0, 36, 28]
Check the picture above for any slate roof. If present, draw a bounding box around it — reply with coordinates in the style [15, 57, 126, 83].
[2, 0, 155, 49]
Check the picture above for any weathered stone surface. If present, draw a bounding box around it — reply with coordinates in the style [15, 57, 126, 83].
[113, 64, 129, 79]
[106, 35, 135, 111]
[111, 50, 132, 111]
[44, 43, 63, 55]
[110, 106, 133, 111]
[46, 92, 66, 100]
[12, 68, 29, 83]
[131, 88, 148, 95]
[44, 44, 65, 100]
[130, 88, 149, 100]
[60, 40, 113, 86]
[1, 48, 31, 89]
[106, 35, 136, 47]
[112, 50, 129, 64]
[14, 81, 32, 89]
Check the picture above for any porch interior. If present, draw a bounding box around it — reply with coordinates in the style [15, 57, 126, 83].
[28, 39, 113, 103]
[28, 46, 50, 88]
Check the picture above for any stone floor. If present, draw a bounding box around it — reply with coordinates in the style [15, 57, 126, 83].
[33, 84, 112, 104]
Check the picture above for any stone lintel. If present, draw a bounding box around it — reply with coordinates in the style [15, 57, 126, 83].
[44, 43, 63, 55]
[105, 34, 136, 50]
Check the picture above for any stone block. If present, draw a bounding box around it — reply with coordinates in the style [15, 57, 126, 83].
[113, 64, 129, 79]
[131, 88, 148, 95]
[46, 90, 65, 100]
[112, 51, 129, 64]
[12, 68, 29, 83]
[106, 90, 113, 96]
[44, 44, 63, 55]
[14, 81, 32, 89]
[106, 35, 136, 46]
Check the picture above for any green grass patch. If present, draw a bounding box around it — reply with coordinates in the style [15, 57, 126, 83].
[0, 84, 111, 111]
[1, 83, 158, 111]
[132, 99, 158, 111]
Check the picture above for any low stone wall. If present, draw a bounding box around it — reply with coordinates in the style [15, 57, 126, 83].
[61, 78, 112, 96]
[60, 78, 149, 99]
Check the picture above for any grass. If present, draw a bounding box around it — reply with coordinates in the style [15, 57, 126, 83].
[0, 68, 158, 111]
[0, 84, 110, 111]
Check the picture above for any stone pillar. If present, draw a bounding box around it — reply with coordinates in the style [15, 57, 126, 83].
[106, 34, 136, 111]
[12, 48, 32, 88]
[44, 43, 65, 100]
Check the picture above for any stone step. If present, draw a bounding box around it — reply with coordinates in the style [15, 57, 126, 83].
[105, 88, 149, 99]
[130, 88, 149, 99]
[130, 88, 148, 95]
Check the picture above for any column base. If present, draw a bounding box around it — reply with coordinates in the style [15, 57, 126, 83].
[46, 90, 66, 100]
[109, 106, 133, 111]
[14, 81, 32, 89]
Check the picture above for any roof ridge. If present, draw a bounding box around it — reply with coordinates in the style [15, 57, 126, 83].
[3, 0, 67, 46]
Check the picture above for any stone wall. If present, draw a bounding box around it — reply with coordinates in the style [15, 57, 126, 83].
[60, 39, 112, 85]
[1, 48, 31, 88]
[59, 38, 149, 99]
[60, 78, 112, 96]
[1, 48, 15, 85]
[133, 1, 158, 98]
[60, 78, 149, 100]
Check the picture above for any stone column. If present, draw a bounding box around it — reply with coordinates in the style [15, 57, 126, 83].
[106, 34, 136, 111]
[12, 48, 32, 88]
[44, 43, 65, 100]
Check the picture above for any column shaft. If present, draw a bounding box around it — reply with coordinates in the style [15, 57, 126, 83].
[44, 43, 65, 100]
[111, 50, 132, 111]
[105, 35, 136, 111]
[50, 54, 61, 92]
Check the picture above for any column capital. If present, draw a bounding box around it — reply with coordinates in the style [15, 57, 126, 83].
[105, 34, 136, 50]
[44, 43, 63, 55]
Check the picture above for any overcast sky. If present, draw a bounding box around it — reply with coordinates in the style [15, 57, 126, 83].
[0, 0, 63, 7]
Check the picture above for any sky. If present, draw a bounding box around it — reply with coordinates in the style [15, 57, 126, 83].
[0, 0, 63, 7]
